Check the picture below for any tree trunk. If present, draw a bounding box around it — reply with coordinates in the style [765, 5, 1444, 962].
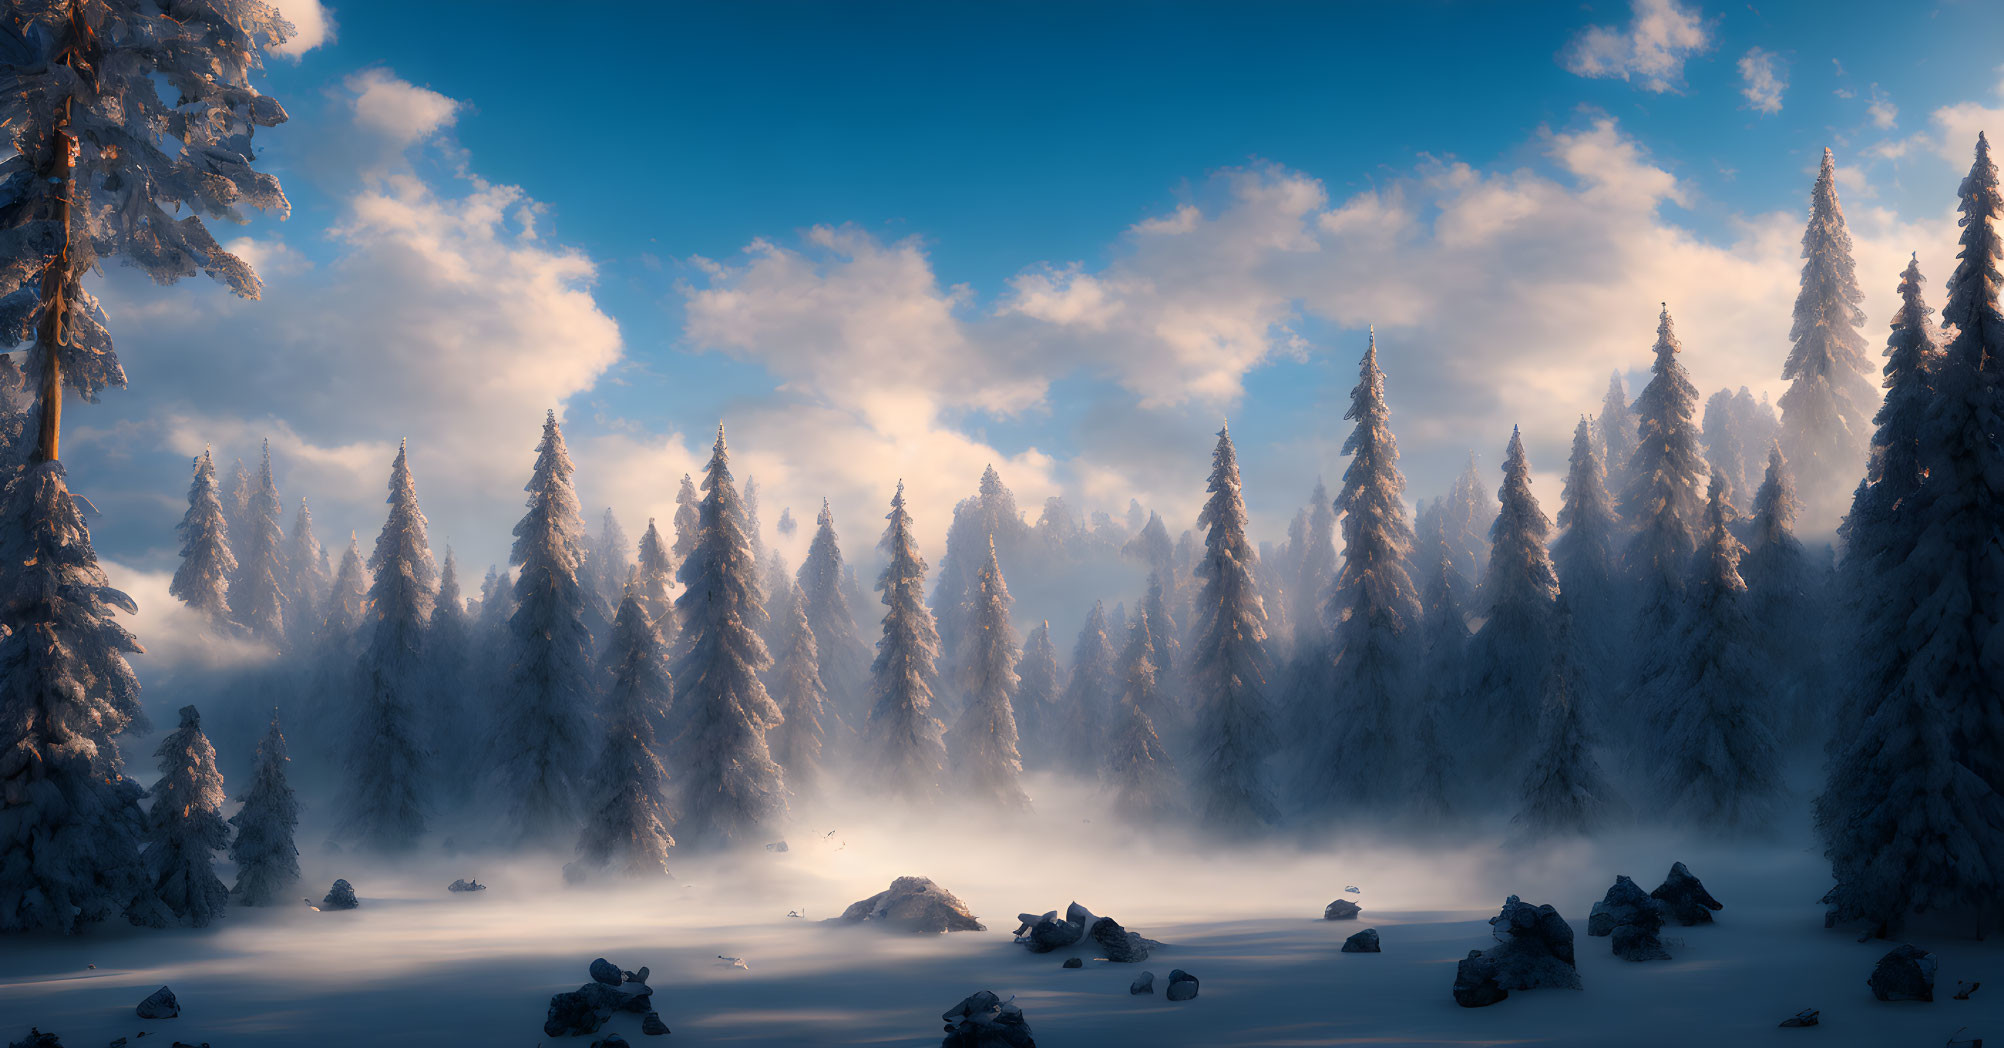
[32, 12, 82, 465]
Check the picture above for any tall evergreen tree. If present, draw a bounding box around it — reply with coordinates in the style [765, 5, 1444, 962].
[1440, 454, 1493, 586]
[1015, 620, 1062, 767]
[1291, 480, 1338, 652]
[1059, 601, 1119, 770]
[672, 425, 785, 846]
[227, 711, 299, 906]
[1465, 427, 1559, 781]
[224, 459, 252, 551]
[129, 706, 229, 928]
[797, 499, 871, 731]
[866, 481, 947, 797]
[769, 588, 828, 794]
[1623, 305, 1710, 641]
[1309, 334, 1420, 809]
[1741, 445, 1821, 743]
[323, 534, 368, 636]
[1598, 371, 1638, 512]
[933, 465, 1027, 676]
[945, 539, 1027, 806]
[1779, 148, 1875, 519]
[170, 447, 236, 623]
[671, 473, 700, 569]
[1188, 422, 1277, 826]
[1702, 389, 1750, 513]
[283, 498, 327, 642]
[345, 441, 436, 851]
[427, 548, 474, 804]
[1411, 505, 1469, 817]
[574, 593, 675, 878]
[1513, 605, 1619, 837]
[1552, 416, 1621, 705]
[229, 440, 287, 641]
[1122, 510, 1182, 628]
[583, 508, 631, 622]
[493, 412, 596, 841]
[1640, 476, 1781, 830]
[1819, 135, 2004, 936]
[633, 517, 677, 644]
[1109, 603, 1178, 819]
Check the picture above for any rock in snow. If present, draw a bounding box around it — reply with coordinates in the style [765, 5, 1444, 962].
[1453, 896, 1580, 1008]
[1324, 899, 1362, 920]
[1869, 944, 1938, 1002]
[545, 957, 655, 1037]
[940, 990, 1036, 1048]
[1587, 875, 1671, 961]
[1014, 911, 1082, 953]
[1778, 1008, 1820, 1027]
[1061, 957, 1082, 969]
[836, 876, 984, 933]
[1165, 969, 1199, 1002]
[1013, 902, 1159, 961]
[589, 1035, 630, 1048]
[1649, 862, 1722, 926]
[589, 957, 624, 986]
[1089, 915, 1153, 962]
[321, 879, 358, 910]
[5, 1029, 63, 1048]
[136, 985, 180, 1019]
[1342, 928, 1381, 953]
[641, 1011, 670, 1036]
[1130, 971, 1155, 995]
[545, 991, 605, 1038]
[446, 878, 485, 893]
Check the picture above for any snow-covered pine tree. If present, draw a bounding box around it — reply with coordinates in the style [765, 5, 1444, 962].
[574, 592, 674, 878]
[129, 705, 229, 928]
[932, 465, 1027, 677]
[1014, 620, 1062, 767]
[1597, 372, 1639, 511]
[1308, 333, 1420, 810]
[1464, 427, 1559, 784]
[1513, 603, 1620, 837]
[1139, 572, 1182, 707]
[1740, 445, 1821, 744]
[427, 548, 474, 803]
[223, 459, 252, 549]
[769, 588, 828, 794]
[1623, 305, 1710, 640]
[671, 473, 700, 569]
[344, 441, 436, 851]
[1640, 475, 1781, 830]
[1188, 422, 1278, 826]
[1122, 510, 1181, 624]
[493, 411, 596, 841]
[1291, 480, 1337, 653]
[796, 499, 870, 733]
[1732, 387, 1780, 496]
[1701, 390, 1749, 513]
[170, 447, 236, 623]
[1059, 601, 1118, 771]
[633, 517, 677, 644]
[227, 711, 299, 906]
[671, 425, 785, 846]
[1108, 603, 1178, 819]
[1552, 416, 1622, 710]
[283, 498, 327, 642]
[945, 538, 1027, 806]
[323, 534, 368, 636]
[229, 440, 287, 642]
[584, 508, 631, 621]
[1411, 502, 1469, 818]
[1818, 135, 2004, 937]
[1779, 148, 1875, 521]
[1440, 454, 1492, 586]
[865, 481, 948, 797]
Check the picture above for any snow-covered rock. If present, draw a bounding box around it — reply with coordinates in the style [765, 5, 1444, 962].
[1650, 862, 1722, 926]
[940, 990, 1036, 1047]
[1013, 902, 1158, 960]
[641, 1011, 669, 1035]
[1454, 896, 1580, 1007]
[1869, 945, 1937, 1002]
[1130, 971, 1155, 995]
[1165, 969, 1199, 1001]
[1453, 951, 1509, 1008]
[836, 876, 983, 933]
[321, 879, 358, 910]
[447, 878, 485, 893]
[136, 985, 180, 1019]
[624, 966, 651, 984]
[1014, 911, 1081, 953]
[1587, 875, 1670, 961]
[1324, 899, 1361, 920]
[589, 957, 623, 986]
[545, 991, 605, 1037]
[1090, 915, 1152, 962]
[1342, 928, 1381, 953]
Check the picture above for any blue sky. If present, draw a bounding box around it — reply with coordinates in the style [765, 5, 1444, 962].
[63, 0, 2004, 597]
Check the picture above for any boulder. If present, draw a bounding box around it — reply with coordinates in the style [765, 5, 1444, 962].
[940, 990, 1036, 1048]
[1453, 951, 1509, 1008]
[1610, 923, 1671, 962]
[641, 1012, 670, 1036]
[321, 879, 358, 910]
[1090, 916, 1151, 962]
[545, 990, 605, 1037]
[1588, 875, 1670, 960]
[1778, 1008, 1819, 1027]
[1869, 944, 1938, 1002]
[1454, 896, 1580, 1007]
[1018, 912, 1082, 953]
[1649, 862, 1722, 926]
[137, 985, 180, 1019]
[589, 1036, 630, 1048]
[1165, 969, 1199, 1002]
[1130, 971, 1155, 995]
[1324, 899, 1362, 920]
[835, 876, 983, 933]
[1342, 928, 1381, 953]
[1061, 957, 1082, 969]
[447, 878, 486, 893]
[5, 1028, 63, 1048]
[624, 966, 651, 985]
[590, 957, 624, 986]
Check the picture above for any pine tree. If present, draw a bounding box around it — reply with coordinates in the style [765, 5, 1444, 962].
[1552, 416, 1621, 704]
[229, 440, 287, 641]
[769, 588, 828, 794]
[1779, 148, 1874, 519]
[865, 481, 947, 797]
[1465, 427, 1559, 783]
[427, 548, 474, 805]
[1188, 422, 1277, 826]
[170, 447, 236, 623]
[1640, 476, 1781, 830]
[1059, 602, 1119, 770]
[1015, 621, 1062, 767]
[322, 535, 368, 637]
[1122, 510, 1182, 627]
[633, 518, 677, 646]
[345, 441, 435, 851]
[584, 508, 631, 621]
[1818, 135, 2004, 936]
[1138, 572, 1182, 709]
[671, 473, 700, 569]
[1702, 389, 1749, 512]
[1598, 372, 1639, 510]
[284, 498, 327, 642]
[493, 412, 595, 841]
[224, 459, 252, 551]
[1440, 454, 1493, 586]
[1309, 334, 1420, 809]
[129, 705, 229, 928]
[0, 462, 147, 932]
[945, 538, 1027, 806]
[671, 425, 785, 846]
[1740, 445, 1820, 743]
[1623, 305, 1709, 640]
[574, 593, 674, 878]
[1732, 387, 1780, 496]
[933, 465, 1026, 676]
[1291, 480, 1337, 652]
[1411, 503, 1469, 817]
[1513, 605, 1619, 837]
[797, 499, 871, 732]
[1109, 603, 1179, 819]
[227, 711, 299, 906]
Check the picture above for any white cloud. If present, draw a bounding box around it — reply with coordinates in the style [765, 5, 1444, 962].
[1868, 86, 1898, 130]
[268, 0, 334, 57]
[1561, 0, 1711, 93]
[347, 69, 460, 145]
[1738, 48, 1787, 115]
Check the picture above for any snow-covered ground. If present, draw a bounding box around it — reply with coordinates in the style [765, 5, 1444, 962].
[3, 778, 1997, 1047]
